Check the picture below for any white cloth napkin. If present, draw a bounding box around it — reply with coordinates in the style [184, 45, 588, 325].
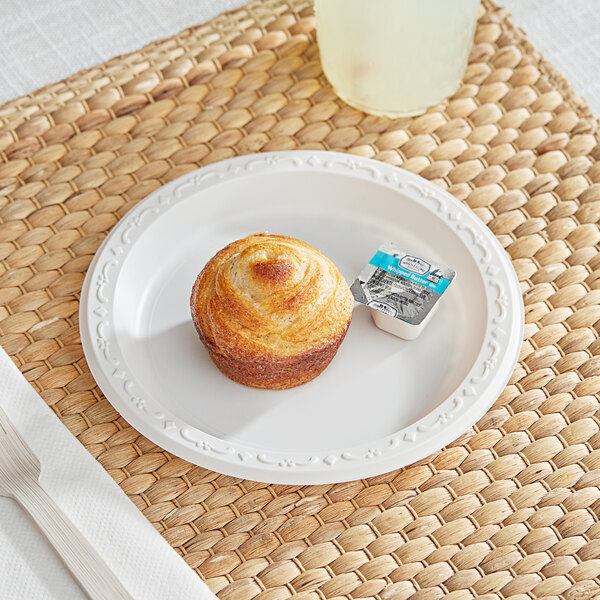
[0, 345, 216, 600]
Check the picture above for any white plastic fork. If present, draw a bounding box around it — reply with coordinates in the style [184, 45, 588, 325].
[0, 405, 134, 600]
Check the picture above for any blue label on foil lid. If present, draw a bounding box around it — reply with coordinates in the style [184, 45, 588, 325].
[351, 242, 457, 326]
[368, 250, 452, 295]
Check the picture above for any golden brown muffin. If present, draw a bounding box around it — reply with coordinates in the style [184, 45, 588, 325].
[190, 233, 354, 389]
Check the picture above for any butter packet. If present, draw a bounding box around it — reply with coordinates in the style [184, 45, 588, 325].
[350, 242, 456, 340]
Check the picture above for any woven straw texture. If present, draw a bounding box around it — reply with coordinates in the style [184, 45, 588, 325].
[2, 1, 600, 598]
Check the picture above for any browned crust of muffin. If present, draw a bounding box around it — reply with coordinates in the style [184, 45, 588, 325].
[190, 234, 353, 390]
[198, 320, 351, 390]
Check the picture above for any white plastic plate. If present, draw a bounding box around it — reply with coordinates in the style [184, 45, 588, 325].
[80, 151, 524, 484]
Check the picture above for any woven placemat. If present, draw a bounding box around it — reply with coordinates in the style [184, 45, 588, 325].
[2, 1, 600, 598]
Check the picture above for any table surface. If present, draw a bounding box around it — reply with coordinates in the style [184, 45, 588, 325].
[1, 0, 599, 116]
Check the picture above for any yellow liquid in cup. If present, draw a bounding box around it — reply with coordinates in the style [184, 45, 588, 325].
[314, 0, 480, 117]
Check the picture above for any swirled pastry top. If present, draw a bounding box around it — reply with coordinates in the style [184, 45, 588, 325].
[191, 234, 354, 358]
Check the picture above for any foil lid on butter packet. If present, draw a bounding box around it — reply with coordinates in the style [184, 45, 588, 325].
[350, 242, 456, 326]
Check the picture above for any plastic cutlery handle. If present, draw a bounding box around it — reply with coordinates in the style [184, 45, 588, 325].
[13, 477, 135, 600]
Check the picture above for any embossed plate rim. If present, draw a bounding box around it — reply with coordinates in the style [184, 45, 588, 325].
[79, 151, 524, 484]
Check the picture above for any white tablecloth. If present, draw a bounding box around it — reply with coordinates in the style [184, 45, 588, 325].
[0, 0, 599, 116]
